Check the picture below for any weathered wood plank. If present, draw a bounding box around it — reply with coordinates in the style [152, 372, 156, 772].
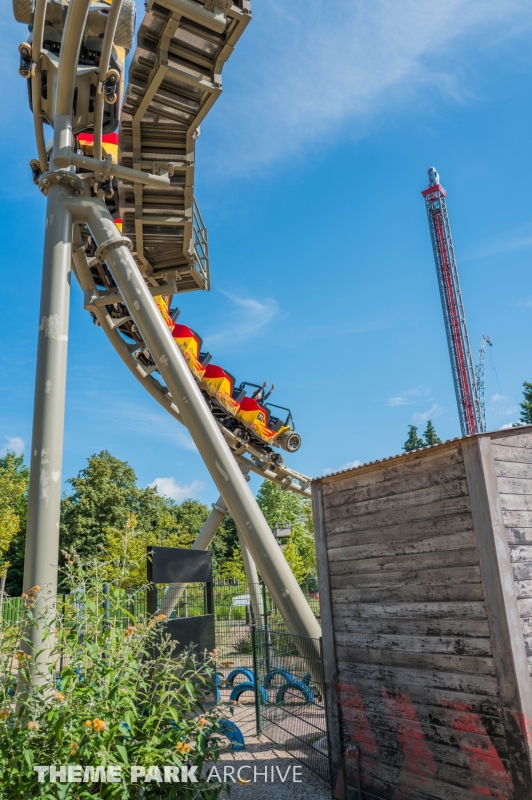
[513, 580, 532, 599]
[330, 564, 482, 589]
[496, 476, 532, 495]
[340, 706, 506, 759]
[496, 461, 532, 480]
[333, 616, 490, 638]
[323, 494, 470, 528]
[517, 598, 532, 617]
[502, 510, 532, 528]
[322, 445, 463, 490]
[336, 660, 500, 695]
[331, 583, 485, 603]
[322, 451, 465, 502]
[492, 443, 532, 464]
[328, 547, 479, 576]
[499, 493, 532, 511]
[331, 601, 488, 619]
[508, 545, 532, 563]
[335, 630, 493, 657]
[512, 562, 532, 581]
[323, 477, 469, 515]
[327, 532, 475, 564]
[335, 645, 496, 676]
[342, 675, 504, 719]
[490, 430, 532, 449]
[505, 527, 532, 546]
[518, 617, 532, 637]
[310, 480, 343, 797]
[340, 707, 506, 761]
[358, 762, 512, 800]
[359, 774, 506, 800]
[326, 513, 474, 547]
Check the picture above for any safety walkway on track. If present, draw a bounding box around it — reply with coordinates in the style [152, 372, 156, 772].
[118, 0, 251, 292]
[72, 0, 310, 497]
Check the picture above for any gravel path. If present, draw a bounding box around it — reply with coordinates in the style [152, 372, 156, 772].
[216, 704, 331, 800]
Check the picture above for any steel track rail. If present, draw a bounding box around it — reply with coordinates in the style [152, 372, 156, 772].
[72, 232, 311, 498]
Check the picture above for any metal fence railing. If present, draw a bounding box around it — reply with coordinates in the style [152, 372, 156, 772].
[0, 583, 329, 781]
[252, 626, 329, 782]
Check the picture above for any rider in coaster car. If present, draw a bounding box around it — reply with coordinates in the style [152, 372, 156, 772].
[236, 383, 291, 446]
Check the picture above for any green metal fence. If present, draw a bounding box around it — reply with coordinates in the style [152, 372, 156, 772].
[0, 583, 329, 781]
[252, 626, 329, 782]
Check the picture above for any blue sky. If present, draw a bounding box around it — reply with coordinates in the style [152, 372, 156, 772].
[1, 0, 532, 503]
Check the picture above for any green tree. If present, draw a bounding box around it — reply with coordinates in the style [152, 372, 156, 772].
[256, 480, 316, 583]
[403, 425, 424, 452]
[423, 419, 441, 446]
[518, 381, 532, 425]
[60, 450, 144, 560]
[0, 453, 29, 593]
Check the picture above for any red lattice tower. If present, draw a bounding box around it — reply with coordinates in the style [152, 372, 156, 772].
[422, 168, 483, 436]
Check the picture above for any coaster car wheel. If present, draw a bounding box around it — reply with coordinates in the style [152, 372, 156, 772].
[279, 431, 301, 453]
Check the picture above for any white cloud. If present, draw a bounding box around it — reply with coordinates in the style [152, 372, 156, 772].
[0, 436, 24, 456]
[413, 404, 442, 424]
[340, 460, 362, 471]
[208, 0, 532, 173]
[204, 292, 278, 347]
[323, 459, 362, 475]
[387, 387, 431, 407]
[500, 422, 520, 430]
[462, 223, 532, 262]
[491, 393, 509, 404]
[148, 477, 205, 502]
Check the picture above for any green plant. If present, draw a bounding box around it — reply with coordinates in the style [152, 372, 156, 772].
[0, 554, 229, 799]
[232, 636, 252, 656]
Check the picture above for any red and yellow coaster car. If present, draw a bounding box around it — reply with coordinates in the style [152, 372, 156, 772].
[153, 300, 301, 453]
[171, 324, 206, 381]
[200, 365, 240, 417]
[235, 396, 289, 445]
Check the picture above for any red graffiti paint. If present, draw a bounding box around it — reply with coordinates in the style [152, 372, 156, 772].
[337, 684, 377, 784]
[382, 691, 437, 798]
[441, 699, 511, 799]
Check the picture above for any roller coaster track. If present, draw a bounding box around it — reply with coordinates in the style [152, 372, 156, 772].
[71, 0, 311, 497]
[15, 0, 321, 665]
[74, 241, 311, 497]
[119, 0, 252, 292]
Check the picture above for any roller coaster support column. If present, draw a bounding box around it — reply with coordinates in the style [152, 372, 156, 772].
[63, 197, 322, 646]
[237, 529, 264, 624]
[24, 0, 92, 682]
[235, 468, 264, 626]
[23, 165, 74, 674]
[158, 496, 228, 617]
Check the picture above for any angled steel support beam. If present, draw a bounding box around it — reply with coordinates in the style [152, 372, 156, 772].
[65, 196, 321, 647]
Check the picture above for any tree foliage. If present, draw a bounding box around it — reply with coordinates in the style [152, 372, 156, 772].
[59, 450, 244, 587]
[403, 425, 424, 452]
[60, 451, 155, 561]
[8, 448, 315, 594]
[518, 381, 532, 425]
[0, 453, 29, 582]
[423, 419, 441, 446]
[256, 481, 316, 584]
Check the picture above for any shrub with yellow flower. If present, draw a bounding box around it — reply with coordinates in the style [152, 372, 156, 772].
[0, 554, 226, 799]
